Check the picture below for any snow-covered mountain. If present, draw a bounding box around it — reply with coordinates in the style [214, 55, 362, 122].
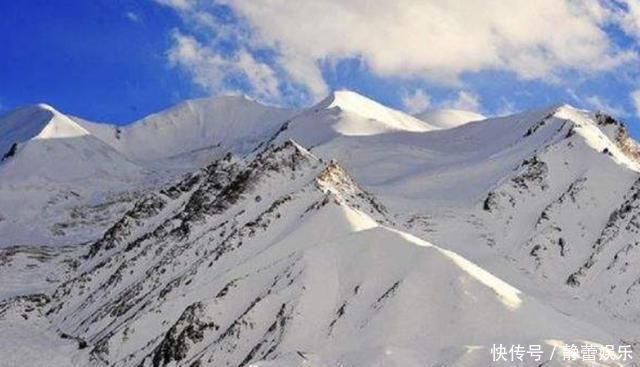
[0, 104, 144, 184]
[75, 95, 294, 167]
[269, 91, 435, 149]
[1, 91, 640, 366]
[0, 104, 148, 247]
[0, 96, 293, 247]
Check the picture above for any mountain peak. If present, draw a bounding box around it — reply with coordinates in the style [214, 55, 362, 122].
[263, 90, 437, 150]
[0, 103, 90, 157]
[5, 102, 61, 115]
[551, 103, 584, 116]
[318, 89, 390, 114]
[1, 103, 55, 121]
[32, 103, 59, 113]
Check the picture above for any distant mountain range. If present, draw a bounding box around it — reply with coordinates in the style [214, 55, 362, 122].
[1, 90, 639, 366]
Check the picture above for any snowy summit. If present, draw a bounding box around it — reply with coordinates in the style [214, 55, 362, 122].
[0, 91, 639, 367]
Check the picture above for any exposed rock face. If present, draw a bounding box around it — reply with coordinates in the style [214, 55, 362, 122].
[4, 98, 640, 366]
[42, 141, 393, 366]
[415, 107, 640, 326]
[1, 142, 17, 161]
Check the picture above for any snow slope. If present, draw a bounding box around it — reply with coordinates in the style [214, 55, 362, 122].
[0, 245, 81, 300]
[317, 90, 435, 133]
[0, 104, 143, 183]
[2, 91, 640, 366]
[76, 95, 294, 166]
[415, 108, 486, 129]
[0, 294, 85, 367]
[265, 98, 640, 338]
[273, 102, 639, 211]
[0, 89, 465, 247]
[0, 103, 88, 155]
[271, 103, 555, 209]
[0, 105, 149, 247]
[268, 91, 435, 149]
[12, 142, 625, 367]
[0, 96, 291, 247]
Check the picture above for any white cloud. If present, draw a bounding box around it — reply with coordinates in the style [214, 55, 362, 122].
[157, 0, 638, 103]
[567, 88, 629, 117]
[167, 30, 281, 101]
[631, 90, 640, 118]
[126, 12, 140, 23]
[584, 95, 628, 117]
[495, 98, 518, 116]
[610, 1, 640, 40]
[155, 0, 192, 11]
[225, 0, 633, 87]
[402, 89, 431, 114]
[235, 50, 280, 98]
[402, 89, 482, 114]
[441, 91, 481, 112]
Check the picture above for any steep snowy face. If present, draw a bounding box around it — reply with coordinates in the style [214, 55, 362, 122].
[238, 98, 640, 329]
[552, 106, 640, 170]
[0, 97, 294, 247]
[0, 105, 148, 247]
[43, 141, 384, 363]
[397, 106, 640, 328]
[415, 108, 486, 129]
[272, 104, 640, 213]
[267, 104, 553, 210]
[270, 91, 434, 148]
[0, 103, 144, 183]
[317, 90, 435, 133]
[77, 95, 295, 165]
[24, 141, 620, 367]
[0, 104, 89, 158]
[2, 95, 640, 366]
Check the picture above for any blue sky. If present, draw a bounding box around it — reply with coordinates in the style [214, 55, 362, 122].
[1, 1, 196, 122]
[3, 0, 640, 137]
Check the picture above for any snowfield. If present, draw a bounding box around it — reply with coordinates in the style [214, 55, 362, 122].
[0, 91, 639, 366]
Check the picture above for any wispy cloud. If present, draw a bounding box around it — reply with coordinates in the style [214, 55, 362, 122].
[568, 89, 629, 117]
[631, 90, 640, 118]
[403, 89, 483, 113]
[494, 98, 518, 117]
[402, 89, 431, 114]
[126, 11, 141, 23]
[155, 0, 640, 108]
[584, 95, 628, 117]
[155, 0, 192, 11]
[167, 30, 281, 102]
[440, 91, 481, 112]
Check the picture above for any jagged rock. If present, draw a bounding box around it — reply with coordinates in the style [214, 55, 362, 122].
[1, 142, 17, 161]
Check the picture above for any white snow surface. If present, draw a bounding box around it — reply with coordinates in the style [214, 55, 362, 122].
[319, 90, 435, 133]
[1, 91, 640, 366]
[76, 95, 294, 164]
[0, 103, 88, 154]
